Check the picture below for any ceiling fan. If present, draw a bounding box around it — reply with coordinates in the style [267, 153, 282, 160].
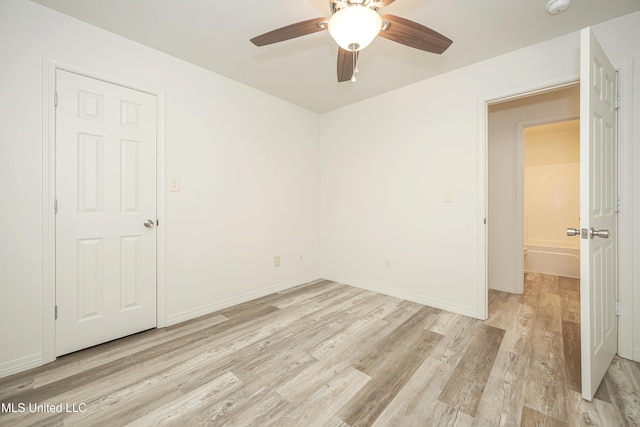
[250, 0, 453, 82]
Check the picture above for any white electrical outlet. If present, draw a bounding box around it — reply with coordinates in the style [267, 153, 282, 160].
[298, 254, 303, 262]
[385, 259, 391, 268]
[274, 256, 280, 267]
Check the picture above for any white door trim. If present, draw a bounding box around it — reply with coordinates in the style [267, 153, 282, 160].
[615, 59, 633, 361]
[42, 58, 167, 364]
[476, 76, 579, 320]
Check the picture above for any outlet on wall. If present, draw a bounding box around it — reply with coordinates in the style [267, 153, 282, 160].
[274, 256, 280, 267]
[385, 258, 391, 268]
[298, 253, 303, 262]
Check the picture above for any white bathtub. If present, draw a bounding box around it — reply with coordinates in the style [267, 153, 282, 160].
[524, 245, 580, 278]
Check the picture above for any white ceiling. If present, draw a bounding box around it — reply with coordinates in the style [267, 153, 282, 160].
[31, 0, 640, 113]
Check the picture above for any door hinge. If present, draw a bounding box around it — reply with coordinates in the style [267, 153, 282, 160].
[615, 198, 621, 213]
[614, 95, 621, 110]
[483, 218, 487, 225]
[54, 198, 58, 214]
[54, 91, 58, 107]
[54, 305, 58, 320]
[615, 302, 621, 316]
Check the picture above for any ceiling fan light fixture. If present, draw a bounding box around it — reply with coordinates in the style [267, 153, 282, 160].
[328, 6, 382, 51]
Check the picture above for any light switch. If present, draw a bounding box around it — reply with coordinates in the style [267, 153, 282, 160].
[170, 178, 181, 192]
[443, 191, 454, 203]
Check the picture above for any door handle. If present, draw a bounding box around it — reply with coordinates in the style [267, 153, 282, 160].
[566, 228, 580, 237]
[568, 227, 610, 239]
[143, 219, 155, 228]
[589, 227, 610, 239]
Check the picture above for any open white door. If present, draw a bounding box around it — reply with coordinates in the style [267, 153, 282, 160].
[579, 28, 618, 401]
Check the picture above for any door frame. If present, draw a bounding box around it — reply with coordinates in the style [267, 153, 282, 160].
[42, 58, 168, 364]
[477, 62, 633, 361]
[477, 76, 579, 319]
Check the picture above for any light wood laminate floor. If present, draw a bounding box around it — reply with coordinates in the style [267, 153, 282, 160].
[1, 273, 639, 426]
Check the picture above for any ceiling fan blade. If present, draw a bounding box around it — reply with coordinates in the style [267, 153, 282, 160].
[250, 17, 328, 46]
[379, 14, 452, 54]
[337, 48, 358, 82]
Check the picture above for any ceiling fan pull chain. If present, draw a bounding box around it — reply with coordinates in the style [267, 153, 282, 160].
[351, 52, 358, 82]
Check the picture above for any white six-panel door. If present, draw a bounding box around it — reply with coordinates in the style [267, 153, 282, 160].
[55, 70, 157, 356]
[579, 28, 618, 400]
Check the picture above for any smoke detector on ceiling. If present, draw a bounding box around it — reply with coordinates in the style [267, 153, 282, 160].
[545, 0, 571, 15]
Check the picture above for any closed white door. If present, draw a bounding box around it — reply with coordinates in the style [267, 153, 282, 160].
[55, 70, 157, 356]
[579, 28, 618, 400]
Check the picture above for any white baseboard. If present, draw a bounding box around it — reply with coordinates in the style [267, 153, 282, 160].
[0, 353, 42, 379]
[489, 281, 518, 293]
[322, 274, 479, 319]
[165, 273, 322, 326]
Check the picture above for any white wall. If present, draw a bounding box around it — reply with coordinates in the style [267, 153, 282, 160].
[320, 11, 640, 361]
[488, 87, 579, 293]
[320, 33, 582, 316]
[0, 0, 321, 376]
[524, 121, 580, 248]
[2, 1, 639, 377]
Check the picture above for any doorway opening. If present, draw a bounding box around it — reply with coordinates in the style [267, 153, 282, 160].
[487, 84, 580, 296]
[482, 30, 633, 400]
[486, 83, 584, 396]
[42, 59, 168, 365]
[523, 119, 580, 280]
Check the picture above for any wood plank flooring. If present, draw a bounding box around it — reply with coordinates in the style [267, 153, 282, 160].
[1, 273, 639, 426]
